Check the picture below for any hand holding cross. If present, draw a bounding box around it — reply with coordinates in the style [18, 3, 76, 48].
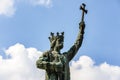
[80, 3, 88, 22]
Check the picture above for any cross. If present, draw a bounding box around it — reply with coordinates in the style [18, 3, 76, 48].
[80, 3, 88, 22]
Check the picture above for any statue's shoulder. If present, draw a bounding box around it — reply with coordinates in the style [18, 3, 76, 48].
[43, 50, 50, 56]
[62, 52, 68, 57]
[59, 53, 66, 64]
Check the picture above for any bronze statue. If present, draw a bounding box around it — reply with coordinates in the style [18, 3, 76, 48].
[36, 3, 87, 80]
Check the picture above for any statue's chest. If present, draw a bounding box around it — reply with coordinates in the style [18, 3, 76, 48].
[50, 51, 60, 62]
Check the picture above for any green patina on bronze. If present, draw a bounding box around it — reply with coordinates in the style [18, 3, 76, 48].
[36, 3, 87, 80]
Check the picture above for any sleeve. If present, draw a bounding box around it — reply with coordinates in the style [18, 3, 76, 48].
[67, 21, 85, 61]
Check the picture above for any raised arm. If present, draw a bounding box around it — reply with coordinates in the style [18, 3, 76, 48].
[67, 21, 85, 61]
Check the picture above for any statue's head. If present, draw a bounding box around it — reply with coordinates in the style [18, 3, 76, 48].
[48, 32, 64, 51]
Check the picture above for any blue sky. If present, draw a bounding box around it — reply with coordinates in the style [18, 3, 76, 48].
[0, 0, 120, 67]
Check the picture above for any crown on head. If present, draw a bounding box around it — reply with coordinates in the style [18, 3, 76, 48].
[48, 32, 64, 43]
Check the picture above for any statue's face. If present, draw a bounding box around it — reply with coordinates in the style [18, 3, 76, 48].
[55, 37, 64, 50]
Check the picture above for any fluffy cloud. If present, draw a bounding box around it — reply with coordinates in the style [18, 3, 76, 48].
[0, 0, 15, 16]
[71, 56, 120, 80]
[29, 0, 52, 7]
[0, 43, 120, 80]
[0, 0, 52, 16]
[0, 43, 45, 80]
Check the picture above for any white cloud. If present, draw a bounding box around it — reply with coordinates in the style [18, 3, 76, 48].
[0, 43, 45, 80]
[29, 0, 52, 7]
[0, 0, 52, 17]
[71, 56, 120, 80]
[0, 0, 15, 16]
[0, 43, 120, 80]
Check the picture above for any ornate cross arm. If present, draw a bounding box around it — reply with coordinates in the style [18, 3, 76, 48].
[66, 3, 87, 61]
[67, 22, 85, 61]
